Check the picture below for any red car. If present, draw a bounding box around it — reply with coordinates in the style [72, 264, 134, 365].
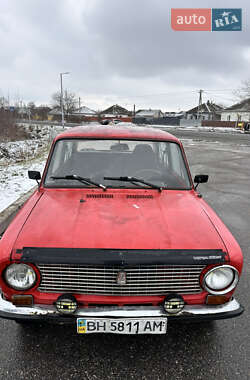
[0, 125, 244, 334]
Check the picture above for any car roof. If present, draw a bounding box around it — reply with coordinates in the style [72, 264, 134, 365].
[54, 123, 180, 143]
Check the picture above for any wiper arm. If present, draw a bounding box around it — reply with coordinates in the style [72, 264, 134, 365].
[104, 176, 162, 192]
[51, 175, 106, 191]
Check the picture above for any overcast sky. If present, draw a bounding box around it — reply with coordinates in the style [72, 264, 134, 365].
[0, 0, 249, 112]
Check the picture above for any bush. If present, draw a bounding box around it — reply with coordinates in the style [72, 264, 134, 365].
[0, 109, 29, 141]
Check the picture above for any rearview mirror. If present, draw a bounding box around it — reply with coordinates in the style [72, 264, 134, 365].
[194, 174, 209, 189]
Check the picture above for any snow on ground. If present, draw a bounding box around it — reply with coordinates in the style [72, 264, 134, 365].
[0, 125, 64, 213]
[150, 124, 244, 134]
[0, 157, 46, 212]
[0, 139, 45, 164]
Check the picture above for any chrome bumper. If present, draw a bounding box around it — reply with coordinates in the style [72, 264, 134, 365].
[0, 293, 244, 323]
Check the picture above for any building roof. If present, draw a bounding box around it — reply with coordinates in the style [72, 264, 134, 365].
[165, 111, 185, 117]
[222, 98, 250, 112]
[17, 107, 30, 115]
[49, 106, 96, 116]
[54, 124, 179, 143]
[100, 104, 131, 116]
[135, 109, 163, 117]
[48, 107, 61, 115]
[72, 106, 96, 115]
[186, 101, 222, 114]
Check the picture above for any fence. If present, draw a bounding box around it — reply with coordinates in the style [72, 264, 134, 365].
[133, 117, 181, 126]
[201, 120, 236, 128]
[180, 119, 201, 127]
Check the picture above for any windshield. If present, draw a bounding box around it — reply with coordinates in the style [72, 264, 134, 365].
[44, 139, 191, 189]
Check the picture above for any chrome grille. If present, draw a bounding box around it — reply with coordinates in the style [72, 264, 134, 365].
[37, 264, 204, 295]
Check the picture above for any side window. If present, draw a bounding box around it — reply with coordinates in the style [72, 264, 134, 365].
[63, 141, 74, 162]
[169, 143, 190, 184]
[47, 140, 73, 174]
[157, 142, 170, 168]
[170, 144, 181, 173]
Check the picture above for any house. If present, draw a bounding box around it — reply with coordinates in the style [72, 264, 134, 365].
[221, 98, 250, 122]
[32, 106, 51, 120]
[164, 111, 185, 119]
[16, 106, 30, 118]
[69, 106, 98, 122]
[71, 106, 97, 117]
[185, 101, 222, 121]
[48, 107, 61, 116]
[99, 104, 132, 122]
[135, 109, 164, 119]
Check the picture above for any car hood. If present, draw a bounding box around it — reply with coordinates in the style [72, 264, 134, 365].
[13, 189, 226, 251]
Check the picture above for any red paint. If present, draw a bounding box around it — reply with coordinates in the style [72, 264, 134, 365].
[12, 189, 228, 251]
[0, 125, 243, 307]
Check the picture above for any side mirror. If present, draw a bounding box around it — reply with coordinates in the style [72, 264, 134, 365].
[28, 171, 41, 187]
[194, 174, 209, 190]
[28, 171, 41, 180]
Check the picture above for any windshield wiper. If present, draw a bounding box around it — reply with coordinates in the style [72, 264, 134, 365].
[104, 176, 162, 192]
[51, 175, 106, 191]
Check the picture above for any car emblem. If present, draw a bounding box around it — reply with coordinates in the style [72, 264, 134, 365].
[116, 271, 127, 285]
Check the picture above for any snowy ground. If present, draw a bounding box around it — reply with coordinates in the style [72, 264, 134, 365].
[0, 122, 246, 213]
[150, 124, 244, 134]
[0, 125, 64, 213]
[0, 152, 46, 212]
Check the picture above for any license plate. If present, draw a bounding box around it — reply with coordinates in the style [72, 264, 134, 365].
[77, 318, 167, 334]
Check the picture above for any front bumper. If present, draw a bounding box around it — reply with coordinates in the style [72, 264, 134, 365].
[0, 293, 244, 324]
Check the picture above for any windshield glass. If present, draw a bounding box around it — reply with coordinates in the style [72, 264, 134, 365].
[44, 139, 191, 189]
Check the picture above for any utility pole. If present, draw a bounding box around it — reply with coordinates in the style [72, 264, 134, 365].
[20, 100, 23, 119]
[79, 97, 81, 109]
[60, 72, 70, 127]
[197, 89, 204, 121]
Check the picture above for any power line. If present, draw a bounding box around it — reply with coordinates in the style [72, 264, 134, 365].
[202, 89, 233, 92]
[101, 88, 237, 101]
[113, 90, 197, 99]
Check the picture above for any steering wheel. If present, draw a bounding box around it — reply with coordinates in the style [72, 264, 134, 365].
[134, 169, 163, 179]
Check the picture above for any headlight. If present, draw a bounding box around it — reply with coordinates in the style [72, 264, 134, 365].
[4, 264, 36, 290]
[203, 265, 239, 295]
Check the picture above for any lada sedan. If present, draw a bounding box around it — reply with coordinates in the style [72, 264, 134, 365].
[0, 124, 244, 334]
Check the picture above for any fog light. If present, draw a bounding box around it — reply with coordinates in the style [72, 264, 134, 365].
[164, 294, 185, 314]
[55, 294, 78, 314]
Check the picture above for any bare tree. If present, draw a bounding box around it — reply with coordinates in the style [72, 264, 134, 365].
[51, 90, 77, 114]
[0, 96, 8, 108]
[28, 101, 36, 110]
[233, 79, 250, 100]
[0, 109, 29, 141]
